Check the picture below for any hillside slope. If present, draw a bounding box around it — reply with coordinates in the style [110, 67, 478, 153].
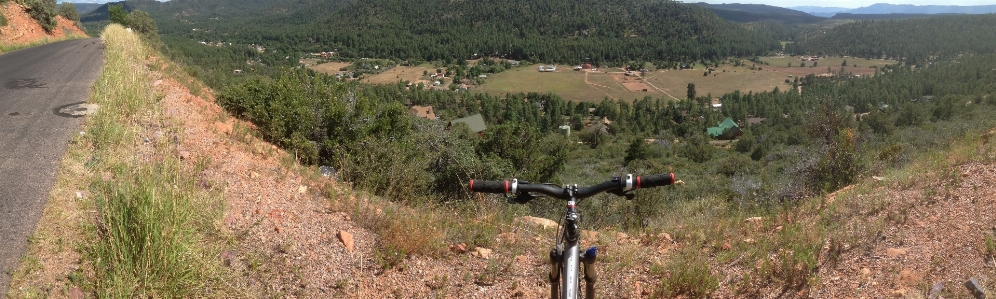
[81, 0, 778, 66]
[0, 2, 86, 50]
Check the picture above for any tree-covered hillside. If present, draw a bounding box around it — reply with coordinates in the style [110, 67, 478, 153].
[691, 3, 827, 25]
[84, 0, 780, 67]
[788, 15, 996, 64]
[311, 0, 779, 65]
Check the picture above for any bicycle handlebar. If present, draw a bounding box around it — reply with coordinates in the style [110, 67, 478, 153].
[469, 173, 675, 200]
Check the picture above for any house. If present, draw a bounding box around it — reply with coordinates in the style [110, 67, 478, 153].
[408, 105, 436, 120]
[448, 114, 487, 135]
[707, 117, 742, 140]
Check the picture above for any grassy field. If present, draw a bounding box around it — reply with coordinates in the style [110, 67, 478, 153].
[308, 62, 440, 85]
[476, 57, 899, 103]
[759, 55, 897, 76]
[362, 64, 437, 85]
[307, 57, 898, 103]
[307, 61, 352, 75]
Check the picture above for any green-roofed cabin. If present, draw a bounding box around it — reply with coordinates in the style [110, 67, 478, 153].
[706, 117, 742, 140]
[448, 114, 488, 136]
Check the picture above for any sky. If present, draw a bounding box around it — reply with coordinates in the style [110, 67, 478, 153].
[681, 0, 996, 9]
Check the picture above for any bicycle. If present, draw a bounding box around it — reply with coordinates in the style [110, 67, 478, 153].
[469, 173, 675, 299]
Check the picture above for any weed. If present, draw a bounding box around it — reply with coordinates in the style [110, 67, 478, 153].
[985, 235, 996, 258]
[653, 251, 718, 298]
[374, 245, 407, 270]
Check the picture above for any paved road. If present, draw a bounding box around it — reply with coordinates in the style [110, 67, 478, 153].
[0, 38, 104, 292]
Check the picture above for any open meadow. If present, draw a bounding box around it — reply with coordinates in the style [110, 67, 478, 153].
[306, 57, 898, 102]
[307, 61, 353, 75]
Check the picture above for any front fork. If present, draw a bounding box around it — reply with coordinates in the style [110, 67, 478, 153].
[549, 246, 598, 299]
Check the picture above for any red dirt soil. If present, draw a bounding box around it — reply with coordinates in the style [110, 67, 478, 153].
[0, 2, 86, 46]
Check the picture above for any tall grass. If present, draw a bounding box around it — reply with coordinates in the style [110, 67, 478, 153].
[79, 24, 223, 297]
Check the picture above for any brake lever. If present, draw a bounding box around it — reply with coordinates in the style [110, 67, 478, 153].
[608, 189, 636, 200]
[506, 192, 537, 204]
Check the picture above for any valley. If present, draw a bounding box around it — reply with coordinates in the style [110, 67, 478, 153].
[4, 0, 996, 297]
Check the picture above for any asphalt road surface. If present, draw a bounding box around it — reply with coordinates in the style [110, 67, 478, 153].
[0, 38, 104, 292]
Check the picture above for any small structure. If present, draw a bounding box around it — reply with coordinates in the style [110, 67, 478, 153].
[448, 114, 488, 135]
[408, 105, 436, 120]
[746, 117, 767, 125]
[558, 125, 571, 137]
[581, 63, 593, 69]
[707, 117, 742, 140]
[573, 65, 583, 71]
[538, 65, 557, 72]
[233, 69, 243, 74]
[710, 98, 723, 109]
[478, 74, 488, 78]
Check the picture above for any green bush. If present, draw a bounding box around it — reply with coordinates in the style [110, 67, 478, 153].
[18, 0, 57, 32]
[108, 4, 127, 26]
[56, 2, 78, 23]
[125, 10, 157, 35]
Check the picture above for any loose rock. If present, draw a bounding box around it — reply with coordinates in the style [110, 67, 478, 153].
[886, 248, 908, 256]
[449, 243, 467, 254]
[964, 277, 986, 299]
[928, 282, 944, 299]
[516, 216, 559, 230]
[474, 247, 493, 259]
[337, 230, 354, 253]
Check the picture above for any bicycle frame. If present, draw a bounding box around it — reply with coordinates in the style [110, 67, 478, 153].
[469, 174, 675, 298]
[548, 186, 596, 299]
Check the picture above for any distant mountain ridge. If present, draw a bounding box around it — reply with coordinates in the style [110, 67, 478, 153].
[792, 3, 996, 16]
[691, 2, 826, 24]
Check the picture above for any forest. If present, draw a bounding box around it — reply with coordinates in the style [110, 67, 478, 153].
[82, 0, 780, 68]
[787, 14, 996, 64]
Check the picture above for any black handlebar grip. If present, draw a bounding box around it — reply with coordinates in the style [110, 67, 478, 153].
[469, 180, 509, 194]
[638, 173, 675, 188]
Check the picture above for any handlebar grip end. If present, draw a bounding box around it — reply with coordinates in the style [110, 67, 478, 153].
[639, 173, 675, 188]
[469, 180, 509, 194]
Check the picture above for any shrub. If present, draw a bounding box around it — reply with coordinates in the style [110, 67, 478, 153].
[56, 2, 78, 23]
[624, 138, 653, 165]
[125, 10, 157, 35]
[108, 4, 127, 26]
[18, 0, 57, 32]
